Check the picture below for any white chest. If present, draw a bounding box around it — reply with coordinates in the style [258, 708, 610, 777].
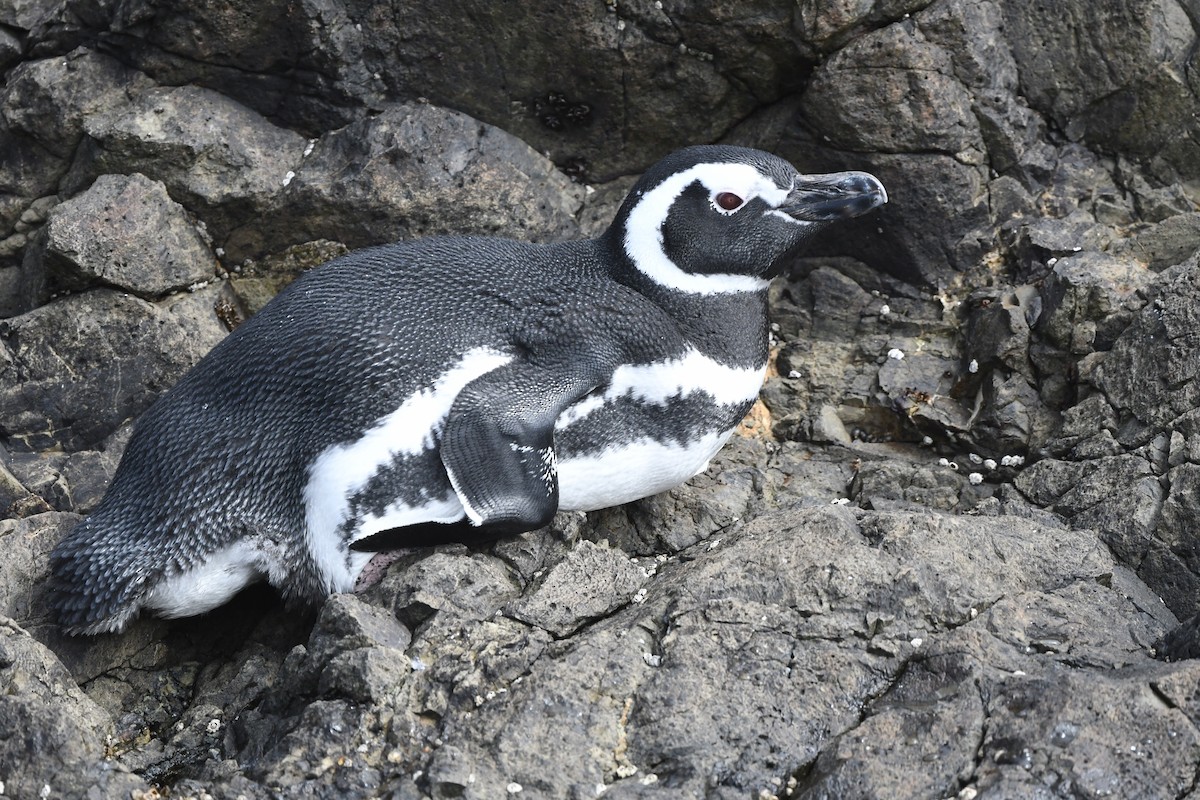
[554, 348, 766, 511]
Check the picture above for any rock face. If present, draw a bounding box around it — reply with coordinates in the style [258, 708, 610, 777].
[3, 0, 1200, 797]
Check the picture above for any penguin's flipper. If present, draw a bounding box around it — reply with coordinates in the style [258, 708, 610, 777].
[439, 404, 561, 534]
[438, 361, 598, 536]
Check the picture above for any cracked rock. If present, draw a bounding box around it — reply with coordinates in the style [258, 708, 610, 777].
[21, 173, 217, 306]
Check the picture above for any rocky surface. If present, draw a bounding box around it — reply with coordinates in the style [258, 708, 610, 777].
[2, 0, 1200, 797]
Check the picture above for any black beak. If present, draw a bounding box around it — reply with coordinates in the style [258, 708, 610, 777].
[780, 172, 888, 222]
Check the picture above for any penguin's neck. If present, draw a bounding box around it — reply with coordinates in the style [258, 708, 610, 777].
[597, 231, 771, 367]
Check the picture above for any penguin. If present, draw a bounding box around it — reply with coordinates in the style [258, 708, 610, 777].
[49, 145, 886, 634]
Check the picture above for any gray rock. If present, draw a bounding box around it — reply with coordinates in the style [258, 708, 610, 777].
[22, 173, 217, 306]
[1, 48, 155, 159]
[69, 85, 309, 247]
[0, 129, 65, 247]
[506, 539, 648, 637]
[1038, 251, 1154, 355]
[229, 102, 584, 261]
[30, 0, 817, 180]
[0, 618, 151, 799]
[0, 512, 73, 624]
[1110, 212, 1200, 272]
[0, 0, 55, 30]
[1095, 263, 1200, 438]
[1000, 0, 1200, 183]
[0, 27, 21, 70]
[0, 288, 226, 451]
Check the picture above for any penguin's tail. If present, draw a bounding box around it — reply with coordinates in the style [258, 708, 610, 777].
[48, 514, 156, 636]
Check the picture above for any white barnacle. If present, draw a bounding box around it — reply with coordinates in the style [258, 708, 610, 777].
[887, 348, 905, 360]
[968, 472, 984, 485]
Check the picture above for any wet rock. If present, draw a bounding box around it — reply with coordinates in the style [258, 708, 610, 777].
[21, 173, 217, 307]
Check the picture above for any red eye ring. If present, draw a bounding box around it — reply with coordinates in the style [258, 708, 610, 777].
[715, 192, 744, 211]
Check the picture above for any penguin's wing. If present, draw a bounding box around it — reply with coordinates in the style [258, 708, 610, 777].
[350, 359, 602, 552]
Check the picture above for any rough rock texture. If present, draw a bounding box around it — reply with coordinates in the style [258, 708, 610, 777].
[20, 172, 217, 307]
[3, 0, 1200, 797]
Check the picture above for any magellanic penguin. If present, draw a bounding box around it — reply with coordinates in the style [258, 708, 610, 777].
[50, 145, 886, 634]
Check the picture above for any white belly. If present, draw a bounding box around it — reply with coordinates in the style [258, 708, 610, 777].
[556, 428, 733, 511]
[553, 347, 765, 511]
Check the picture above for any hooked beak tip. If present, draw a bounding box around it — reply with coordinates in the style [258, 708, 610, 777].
[783, 171, 888, 222]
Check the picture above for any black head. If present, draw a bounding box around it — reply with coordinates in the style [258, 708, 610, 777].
[608, 145, 886, 295]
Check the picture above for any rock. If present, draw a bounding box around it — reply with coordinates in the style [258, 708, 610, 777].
[27, 0, 816, 180]
[227, 240, 349, 317]
[21, 173, 217, 306]
[0, 618, 151, 799]
[506, 539, 648, 637]
[68, 84, 309, 248]
[421, 508, 1180, 797]
[1110, 212, 1200, 271]
[1037, 251, 1154, 355]
[0, 288, 226, 451]
[229, 102, 585, 261]
[0, 129, 65, 246]
[1, 48, 155, 159]
[1095, 262, 1200, 439]
[1000, 0, 1200, 182]
[0, 512, 73, 624]
[0, 28, 21, 70]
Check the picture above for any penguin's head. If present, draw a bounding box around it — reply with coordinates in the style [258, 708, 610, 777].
[611, 145, 886, 295]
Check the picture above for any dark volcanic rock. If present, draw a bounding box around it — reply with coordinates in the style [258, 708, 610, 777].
[68, 84, 310, 248]
[21, 172, 217, 306]
[1000, 0, 1200, 183]
[2, 0, 1200, 797]
[0, 288, 226, 451]
[228, 102, 586, 260]
[0, 618, 152, 799]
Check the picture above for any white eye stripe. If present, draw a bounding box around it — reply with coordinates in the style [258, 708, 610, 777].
[702, 166, 790, 210]
[623, 162, 788, 295]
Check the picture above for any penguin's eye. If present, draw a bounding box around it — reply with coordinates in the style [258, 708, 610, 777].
[714, 192, 744, 212]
